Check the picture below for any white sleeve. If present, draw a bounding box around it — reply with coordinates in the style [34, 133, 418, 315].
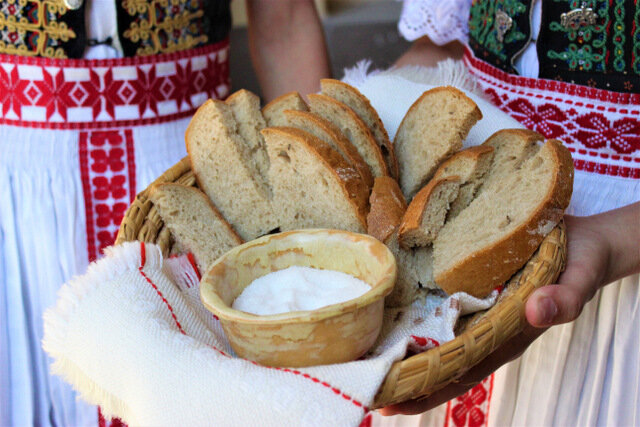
[398, 0, 472, 44]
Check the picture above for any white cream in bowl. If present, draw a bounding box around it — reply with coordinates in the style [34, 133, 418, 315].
[232, 266, 371, 315]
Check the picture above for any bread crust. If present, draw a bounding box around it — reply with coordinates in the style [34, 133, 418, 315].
[261, 127, 369, 231]
[320, 79, 399, 180]
[367, 176, 407, 243]
[398, 176, 460, 249]
[434, 139, 574, 297]
[283, 109, 375, 189]
[307, 93, 389, 178]
[261, 92, 308, 126]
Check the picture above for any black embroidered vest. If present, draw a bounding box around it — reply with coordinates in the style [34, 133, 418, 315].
[0, 0, 231, 58]
[468, 0, 640, 93]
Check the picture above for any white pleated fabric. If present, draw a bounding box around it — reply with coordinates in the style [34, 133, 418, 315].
[0, 119, 188, 426]
[349, 72, 640, 427]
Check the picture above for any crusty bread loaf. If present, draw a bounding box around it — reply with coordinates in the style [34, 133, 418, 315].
[432, 145, 494, 218]
[320, 79, 399, 179]
[395, 86, 482, 200]
[149, 183, 243, 273]
[262, 91, 308, 127]
[366, 176, 435, 307]
[307, 93, 388, 178]
[185, 99, 277, 241]
[283, 109, 374, 190]
[226, 89, 270, 180]
[367, 176, 407, 243]
[398, 176, 461, 249]
[262, 127, 368, 233]
[433, 139, 574, 297]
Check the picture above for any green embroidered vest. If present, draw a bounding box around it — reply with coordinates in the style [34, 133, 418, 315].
[468, 0, 640, 93]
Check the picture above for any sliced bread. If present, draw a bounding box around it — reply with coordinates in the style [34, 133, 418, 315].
[367, 176, 407, 242]
[433, 139, 574, 297]
[262, 127, 368, 233]
[432, 145, 495, 218]
[225, 89, 270, 180]
[262, 91, 308, 127]
[149, 183, 243, 273]
[398, 176, 461, 249]
[366, 176, 435, 307]
[320, 79, 399, 179]
[307, 93, 388, 178]
[395, 86, 482, 200]
[283, 109, 374, 189]
[185, 99, 277, 241]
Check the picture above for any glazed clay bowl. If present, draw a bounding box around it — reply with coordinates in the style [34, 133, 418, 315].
[200, 229, 397, 368]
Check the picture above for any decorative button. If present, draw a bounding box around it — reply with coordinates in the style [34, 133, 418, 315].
[495, 10, 513, 43]
[561, 2, 597, 29]
[63, 0, 83, 10]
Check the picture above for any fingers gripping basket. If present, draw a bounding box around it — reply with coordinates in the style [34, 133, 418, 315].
[116, 156, 567, 408]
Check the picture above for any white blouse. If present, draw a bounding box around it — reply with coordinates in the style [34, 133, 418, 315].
[398, 0, 543, 78]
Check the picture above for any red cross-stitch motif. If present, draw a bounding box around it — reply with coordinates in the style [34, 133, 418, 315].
[79, 129, 136, 262]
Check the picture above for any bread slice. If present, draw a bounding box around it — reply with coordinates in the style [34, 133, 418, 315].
[283, 109, 374, 190]
[185, 99, 277, 241]
[149, 183, 243, 273]
[398, 176, 461, 249]
[262, 127, 368, 233]
[477, 129, 543, 195]
[433, 145, 495, 218]
[433, 139, 574, 297]
[262, 91, 308, 127]
[225, 89, 270, 180]
[307, 93, 388, 178]
[395, 86, 482, 200]
[320, 79, 399, 179]
[385, 231, 435, 307]
[367, 176, 407, 242]
[366, 176, 434, 307]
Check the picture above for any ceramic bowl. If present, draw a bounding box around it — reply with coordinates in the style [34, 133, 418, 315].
[200, 229, 397, 367]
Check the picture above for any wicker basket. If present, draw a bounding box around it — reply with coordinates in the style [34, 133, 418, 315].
[115, 156, 567, 408]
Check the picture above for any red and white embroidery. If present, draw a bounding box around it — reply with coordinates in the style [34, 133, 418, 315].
[0, 40, 229, 129]
[445, 376, 494, 427]
[464, 47, 640, 179]
[79, 129, 136, 262]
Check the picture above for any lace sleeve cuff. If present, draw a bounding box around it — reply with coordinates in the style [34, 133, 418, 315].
[398, 0, 471, 45]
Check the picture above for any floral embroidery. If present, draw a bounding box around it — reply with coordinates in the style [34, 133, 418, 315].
[633, 5, 640, 75]
[448, 377, 493, 427]
[547, 0, 609, 72]
[611, 0, 626, 72]
[121, 0, 209, 56]
[0, 0, 77, 58]
[468, 0, 528, 61]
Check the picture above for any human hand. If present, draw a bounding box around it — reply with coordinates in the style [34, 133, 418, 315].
[380, 203, 640, 416]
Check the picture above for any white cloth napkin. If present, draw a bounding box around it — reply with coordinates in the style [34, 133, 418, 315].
[43, 241, 497, 426]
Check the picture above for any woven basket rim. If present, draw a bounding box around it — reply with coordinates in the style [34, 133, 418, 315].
[115, 156, 567, 408]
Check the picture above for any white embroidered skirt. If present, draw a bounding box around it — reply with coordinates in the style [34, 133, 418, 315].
[0, 42, 230, 427]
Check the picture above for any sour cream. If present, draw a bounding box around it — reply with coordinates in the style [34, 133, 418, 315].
[232, 266, 371, 315]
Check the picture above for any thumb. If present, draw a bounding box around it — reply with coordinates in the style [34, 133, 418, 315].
[525, 262, 600, 328]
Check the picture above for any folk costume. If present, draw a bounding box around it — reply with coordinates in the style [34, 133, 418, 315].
[0, 1, 231, 425]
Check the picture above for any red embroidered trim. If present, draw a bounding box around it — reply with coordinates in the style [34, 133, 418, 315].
[137, 241, 370, 416]
[444, 375, 494, 427]
[464, 48, 640, 178]
[80, 129, 136, 262]
[464, 47, 640, 105]
[0, 40, 230, 129]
